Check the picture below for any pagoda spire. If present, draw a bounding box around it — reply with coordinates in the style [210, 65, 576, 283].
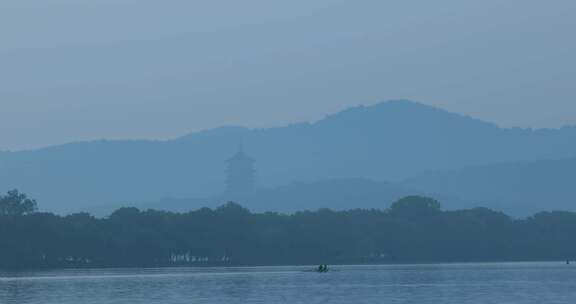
[225, 145, 256, 198]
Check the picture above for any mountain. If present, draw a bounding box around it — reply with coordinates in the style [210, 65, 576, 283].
[1, 100, 575, 213]
[403, 157, 576, 216]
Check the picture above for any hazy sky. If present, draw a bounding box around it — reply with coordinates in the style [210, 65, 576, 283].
[1, 0, 575, 150]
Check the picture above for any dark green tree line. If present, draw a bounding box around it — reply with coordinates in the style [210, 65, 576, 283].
[1, 191, 575, 269]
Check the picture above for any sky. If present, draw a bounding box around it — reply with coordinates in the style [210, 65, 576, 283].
[1, 0, 575, 151]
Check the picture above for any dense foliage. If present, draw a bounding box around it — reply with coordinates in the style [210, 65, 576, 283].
[1, 191, 575, 269]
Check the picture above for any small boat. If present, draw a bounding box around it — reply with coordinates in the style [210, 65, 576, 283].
[316, 265, 329, 273]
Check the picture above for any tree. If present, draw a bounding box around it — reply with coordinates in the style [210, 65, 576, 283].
[0, 189, 37, 216]
[1, 192, 576, 268]
[388, 196, 441, 220]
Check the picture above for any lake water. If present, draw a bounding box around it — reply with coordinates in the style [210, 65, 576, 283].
[1, 262, 575, 303]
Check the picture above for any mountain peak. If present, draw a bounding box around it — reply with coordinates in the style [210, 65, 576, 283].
[2, 99, 576, 215]
[317, 100, 497, 130]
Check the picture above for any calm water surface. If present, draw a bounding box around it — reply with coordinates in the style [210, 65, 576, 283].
[1, 262, 575, 303]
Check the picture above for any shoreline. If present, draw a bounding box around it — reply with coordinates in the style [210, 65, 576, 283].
[0, 259, 568, 274]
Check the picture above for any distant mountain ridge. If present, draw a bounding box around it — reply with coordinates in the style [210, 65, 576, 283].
[1, 100, 575, 213]
[403, 157, 576, 215]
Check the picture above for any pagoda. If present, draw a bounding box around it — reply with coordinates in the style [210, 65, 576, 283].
[225, 146, 256, 198]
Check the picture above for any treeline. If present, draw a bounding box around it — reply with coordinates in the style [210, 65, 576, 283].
[1, 190, 575, 269]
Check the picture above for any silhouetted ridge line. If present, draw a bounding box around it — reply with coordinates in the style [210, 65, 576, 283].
[1, 100, 575, 214]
